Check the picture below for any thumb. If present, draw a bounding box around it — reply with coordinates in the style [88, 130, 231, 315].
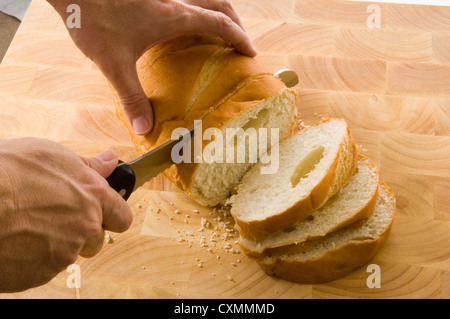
[103, 58, 154, 136]
[82, 149, 119, 178]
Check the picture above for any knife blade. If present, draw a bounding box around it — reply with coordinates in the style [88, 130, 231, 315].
[106, 126, 195, 200]
[107, 69, 298, 200]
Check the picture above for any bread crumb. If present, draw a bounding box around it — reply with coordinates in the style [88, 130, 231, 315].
[192, 209, 200, 214]
[227, 275, 234, 282]
[174, 209, 181, 214]
[201, 218, 212, 229]
[104, 233, 114, 244]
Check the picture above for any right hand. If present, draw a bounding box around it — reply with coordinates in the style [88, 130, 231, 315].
[0, 138, 133, 292]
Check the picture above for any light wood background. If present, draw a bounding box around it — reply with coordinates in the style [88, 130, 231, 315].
[0, 0, 449, 299]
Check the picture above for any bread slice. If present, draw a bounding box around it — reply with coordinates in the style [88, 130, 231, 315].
[240, 155, 379, 257]
[111, 35, 298, 206]
[229, 119, 358, 240]
[259, 182, 395, 284]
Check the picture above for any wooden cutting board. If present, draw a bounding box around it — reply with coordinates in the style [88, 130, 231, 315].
[0, 0, 450, 299]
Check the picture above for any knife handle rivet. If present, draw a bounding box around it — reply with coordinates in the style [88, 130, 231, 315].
[118, 189, 127, 197]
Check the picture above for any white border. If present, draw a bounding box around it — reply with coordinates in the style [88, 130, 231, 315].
[353, 0, 450, 6]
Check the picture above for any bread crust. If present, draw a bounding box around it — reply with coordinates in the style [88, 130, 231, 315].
[259, 182, 396, 284]
[235, 118, 358, 241]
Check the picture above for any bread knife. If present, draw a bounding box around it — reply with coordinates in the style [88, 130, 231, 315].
[106, 127, 195, 200]
[107, 69, 298, 200]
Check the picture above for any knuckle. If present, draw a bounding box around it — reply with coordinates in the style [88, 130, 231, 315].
[87, 173, 108, 194]
[119, 92, 148, 111]
[84, 221, 104, 239]
[215, 12, 234, 29]
[219, 0, 234, 12]
[80, 156, 92, 169]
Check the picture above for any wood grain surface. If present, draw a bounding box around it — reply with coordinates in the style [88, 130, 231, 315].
[0, 0, 449, 299]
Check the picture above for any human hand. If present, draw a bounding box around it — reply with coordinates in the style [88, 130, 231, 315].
[0, 138, 132, 292]
[47, 0, 257, 135]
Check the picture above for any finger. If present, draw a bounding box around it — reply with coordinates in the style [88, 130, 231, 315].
[181, 5, 257, 57]
[80, 149, 118, 179]
[101, 188, 133, 233]
[179, 0, 245, 30]
[79, 229, 105, 258]
[82, 150, 133, 232]
[98, 56, 154, 135]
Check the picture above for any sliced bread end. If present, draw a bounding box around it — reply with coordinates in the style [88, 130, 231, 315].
[259, 182, 395, 284]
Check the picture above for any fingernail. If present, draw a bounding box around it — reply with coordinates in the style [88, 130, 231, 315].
[96, 149, 117, 162]
[250, 43, 258, 56]
[132, 116, 151, 135]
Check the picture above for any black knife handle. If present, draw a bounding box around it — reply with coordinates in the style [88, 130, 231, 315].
[106, 160, 136, 201]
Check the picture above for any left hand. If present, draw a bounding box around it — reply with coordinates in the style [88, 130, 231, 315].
[47, 0, 257, 136]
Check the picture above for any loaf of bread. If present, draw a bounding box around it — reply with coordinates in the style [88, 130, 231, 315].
[111, 35, 298, 206]
[259, 182, 395, 284]
[229, 119, 358, 240]
[240, 155, 379, 257]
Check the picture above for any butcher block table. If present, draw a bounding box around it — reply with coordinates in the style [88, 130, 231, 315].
[1, 0, 450, 299]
